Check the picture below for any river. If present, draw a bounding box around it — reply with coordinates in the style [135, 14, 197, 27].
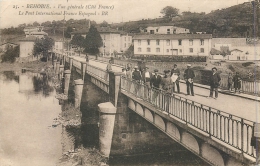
[0, 70, 209, 166]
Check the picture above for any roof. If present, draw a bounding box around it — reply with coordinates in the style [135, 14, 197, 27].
[230, 49, 243, 52]
[210, 48, 222, 55]
[71, 27, 128, 35]
[19, 36, 37, 42]
[0, 42, 18, 46]
[133, 34, 212, 40]
[25, 31, 48, 35]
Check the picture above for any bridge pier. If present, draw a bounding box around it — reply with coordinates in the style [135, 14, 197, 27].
[98, 102, 117, 158]
[69, 57, 73, 70]
[64, 70, 71, 96]
[81, 62, 87, 81]
[74, 79, 84, 108]
[59, 65, 64, 80]
[55, 61, 60, 75]
[53, 59, 57, 70]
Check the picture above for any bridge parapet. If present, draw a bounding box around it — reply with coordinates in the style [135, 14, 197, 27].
[121, 76, 256, 164]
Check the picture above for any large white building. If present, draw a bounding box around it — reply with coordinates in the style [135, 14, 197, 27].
[133, 34, 212, 56]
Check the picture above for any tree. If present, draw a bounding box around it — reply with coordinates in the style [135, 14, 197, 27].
[84, 25, 103, 55]
[160, 6, 179, 18]
[100, 20, 109, 27]
[1, 46, 19, 63]
[70, 34, 85, 56]
[64, 26, 73, 38]
[33, 21, 40, 27]
[33, 36, 54, 61]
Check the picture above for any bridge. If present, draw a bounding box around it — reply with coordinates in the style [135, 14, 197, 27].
[51, 50, 260, 166]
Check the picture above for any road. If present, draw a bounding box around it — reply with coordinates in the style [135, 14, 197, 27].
[73, 56, 259, 122]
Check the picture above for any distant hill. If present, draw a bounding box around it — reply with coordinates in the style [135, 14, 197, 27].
[110, 2, 258, 38]
[0, 2, 258, 39]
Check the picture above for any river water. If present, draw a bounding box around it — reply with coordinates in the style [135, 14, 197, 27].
[0, 71, 209, 166]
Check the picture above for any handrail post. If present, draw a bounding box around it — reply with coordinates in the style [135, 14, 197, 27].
[254, 123, 260, 165]
[241, 118, 244, 153]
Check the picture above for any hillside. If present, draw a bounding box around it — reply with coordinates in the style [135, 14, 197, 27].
[110, 2, 258, 38]
[0, 1, 258, 39]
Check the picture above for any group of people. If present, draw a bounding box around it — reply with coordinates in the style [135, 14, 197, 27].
[121, 62, 226, 100]
[121, 62, 198, 100]
[228, 72, 242, 93]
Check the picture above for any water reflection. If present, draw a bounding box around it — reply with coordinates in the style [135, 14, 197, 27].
[32, 73, 54, 96]
[17, 72, 54, 97]
[2, 71, 19, 83]
[0, 71, 62, 166]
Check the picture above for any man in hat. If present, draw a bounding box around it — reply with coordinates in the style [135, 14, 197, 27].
[171, 64, 180, 93]
[151, 69, 162, 104]
[208, 67, 221, 99]
[184, 64, 195, 96]
[132, 66, 142, 96]
[142, 66, 152, 100]
[138, 58, 146, 74]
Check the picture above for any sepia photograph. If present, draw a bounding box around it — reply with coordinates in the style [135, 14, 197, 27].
[0, 0, 259, 165]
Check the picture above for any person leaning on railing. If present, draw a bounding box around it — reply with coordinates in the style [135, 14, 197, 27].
[132, 66, 142, 97]
[151, 69, 162, 104]
[142, 67, 152, 101]
[160, 70, 173, 112]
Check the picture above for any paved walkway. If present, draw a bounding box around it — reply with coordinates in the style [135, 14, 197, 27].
[72, 55, 259, 122]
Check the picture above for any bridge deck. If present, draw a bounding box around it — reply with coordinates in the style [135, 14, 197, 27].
[71, 56, 259, 122]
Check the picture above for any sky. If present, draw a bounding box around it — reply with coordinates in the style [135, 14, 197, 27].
[0, 0, 251, 29]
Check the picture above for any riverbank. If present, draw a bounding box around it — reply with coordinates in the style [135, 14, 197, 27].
[46, 67, 108, 166]
[0, 61, 53, 72]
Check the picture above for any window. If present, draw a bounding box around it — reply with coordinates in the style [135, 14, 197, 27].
[200, 48, 204, 53]
[128, 37, 130, 41]
[138, 40, 141, 46]
[150, 30, 154, 34]
[124, 43, 126, 47]
[189, 39, 193, 46]
[144, 29, 147, 32]
[178, 39, 182, 45]
[138, 48, 142, 52]
[166, 39, 170, 46]
[166, 49, 169, 53]
[156, 48, 160, 52]
[147, 39, 150, 45]
[200, 39, 204, 45]
[189, 48, 193, 53]
[147, 48, 151, 52]
[156, 29, 158, 32]
[179, 49, 182, 53]
[156, 40, 160, 45]
[167, 29, 170, 34]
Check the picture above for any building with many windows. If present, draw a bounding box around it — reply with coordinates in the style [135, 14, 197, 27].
[133, 34, 212, 57]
